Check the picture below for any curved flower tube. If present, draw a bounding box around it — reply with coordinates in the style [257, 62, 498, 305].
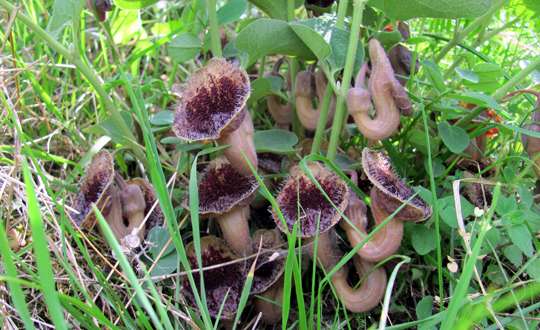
[346, 39, 414, 140]
[306, 228, 387, 313]
[294, 69, 336, 131]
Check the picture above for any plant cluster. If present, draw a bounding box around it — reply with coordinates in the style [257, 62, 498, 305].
[1, 0, 540, 329]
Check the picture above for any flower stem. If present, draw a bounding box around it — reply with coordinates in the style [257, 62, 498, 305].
[207, 0, 222, 58]
[327, 0, 365, 161]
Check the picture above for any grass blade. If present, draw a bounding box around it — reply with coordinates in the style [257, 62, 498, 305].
[21, 158, 67, 330]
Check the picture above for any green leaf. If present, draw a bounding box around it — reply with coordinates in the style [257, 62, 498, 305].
[223, 39, 249, 67]
[115, 0, 160, 9]
[503, 210, 528, 225]
[509, 0, 540, 19]
[47, 0, 86, 35]
[440, 196, 474, 229]
[517, 184, 533, 209]
[473, 63, 504, 78]
[456, 67, 479, 83]
[405, 36, 430, 45]
[149, 252, 178, 280]
[458, 53, 477, 69]
[290, 23, 332, 61]
[147, 227, 175, 256]
[416, 296, 434, 319]
[111, 10, 146, 44]
[424, 158, 446, 178]
[247, 0, 303, 20]
[373, 30, 403, 51]
[253, 130, 299, 155]
[411, 225, 437, 255]
[367, 0, 494, 20]
[527, 259, 540, 280]
[463, 76, 501, 93]
[438, 121, 470, 153]
[508, 224, 533, 257]
[504, 244, 523, 268]
[328, 27, 365, 75]
[168, 32, 203, 63]
[422, 60, 446, 93]
[248, 78, 272, 105]
[447, 92, 502, 111]
[151, 110, 174, 126]
[217, 0, 248, 25]
[407, 130, 438, 155]
[235, 18, 316, 67]
[83, 111, 134, 145]
[495, 195, 517, 216]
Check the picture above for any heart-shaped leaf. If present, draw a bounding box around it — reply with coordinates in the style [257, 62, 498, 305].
[168, 33, 202, 63]
[235, 18, 316, 67]
[254, 130, 298, 155]
[438, 121, 470, 153]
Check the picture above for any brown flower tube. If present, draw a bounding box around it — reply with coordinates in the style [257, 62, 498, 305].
[347, 39, 414, 141]
[263, 68, 292, 126]
[306, 228, 387, 313]
[186, 157, 259, 256]
[295, 69, 336, 131]
[354, 148, 432, 262]
[347, 62, 401, 140]
[341, 191, 403, 263]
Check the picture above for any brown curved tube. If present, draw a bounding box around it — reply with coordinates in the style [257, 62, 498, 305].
[342, 192, 403, 263]
[306, 228, 387, 313]
[216, 206, 253, 256]
[217, 110, 258, 177]
[347, 62, 401, 140]
[295, 70, 336, 131]
[254, 277, 285, 324]
[263, 71, 292, 125]
[330, 255, 387, 313]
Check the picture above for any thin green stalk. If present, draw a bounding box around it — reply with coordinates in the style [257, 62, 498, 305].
[311, 83, 334, 155]
[443, 17, 521, 80]
[207, 0, 222, 58]
[433, 0, 510, 65]
[455, 55, 540, 128]
[327, 0, 365, 161]
[420, 101, 444, 307]
[290, 59, 302, 138]
[336, 0, 349, 28]
[288, 0, 295, 22]
[0, 0, 149, 170]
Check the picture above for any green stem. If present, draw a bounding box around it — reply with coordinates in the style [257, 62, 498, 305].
[207, 0, 222, 58]
[311, 83, 334, 155]
[288, 0, 302, 138]
[455, 55, 540, 128]
[290, 59, 302, 139]
[433, 0, 510, 65]
[0, 0, 150, 170]
[258, 55, 265, 79]
[336, 0, 349, 29]
[327, 0, 365, 161]
[288, 0, 295, 22]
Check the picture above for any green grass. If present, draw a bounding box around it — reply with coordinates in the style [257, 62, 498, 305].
[1, 0, 540, 329]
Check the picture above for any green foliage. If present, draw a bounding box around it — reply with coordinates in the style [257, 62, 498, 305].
[368, 0, 494, 20]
